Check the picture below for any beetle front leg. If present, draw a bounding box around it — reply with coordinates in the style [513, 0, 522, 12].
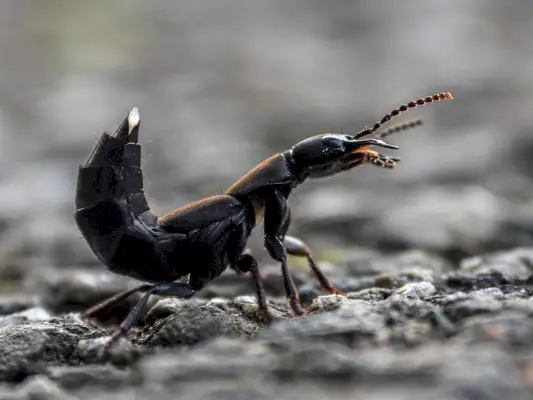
[279, 209, 344, 296]
[283, 236, 345, 295]
[264, 191, 306, 317]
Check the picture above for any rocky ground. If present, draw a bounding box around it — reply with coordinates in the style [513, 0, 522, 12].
[1, 246, 533, 399]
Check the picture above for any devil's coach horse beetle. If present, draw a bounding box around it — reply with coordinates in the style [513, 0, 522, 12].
[74, 92, 453, 351]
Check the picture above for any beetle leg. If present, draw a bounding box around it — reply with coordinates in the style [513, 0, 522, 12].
[99, 281, 196, 355]
[283, 236, 345, 296]
[264, 191, 306, 317]
[82, 283, 153, 319]
[279, 208, 344, 295]
[234, 252, 273, 324]
[282, 255, 306, 316]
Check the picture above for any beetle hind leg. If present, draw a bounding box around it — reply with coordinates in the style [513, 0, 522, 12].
[94, 281, 196, 356]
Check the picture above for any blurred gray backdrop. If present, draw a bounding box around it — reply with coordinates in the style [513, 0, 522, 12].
[1, 0, 533, 272]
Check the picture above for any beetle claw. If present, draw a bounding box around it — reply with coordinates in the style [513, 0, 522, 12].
[252, 307, 275, 324]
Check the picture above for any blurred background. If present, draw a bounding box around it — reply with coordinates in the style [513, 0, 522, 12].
[1, 0, 533, 284]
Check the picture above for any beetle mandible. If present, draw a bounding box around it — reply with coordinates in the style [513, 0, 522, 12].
[75, 92, 453, 350]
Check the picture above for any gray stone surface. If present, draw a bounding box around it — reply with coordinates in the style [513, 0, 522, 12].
[0, 248, 531, 397]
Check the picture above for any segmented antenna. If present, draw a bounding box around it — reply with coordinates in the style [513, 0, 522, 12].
[378, 118, 423, 139]
[355, 92, 452, 139]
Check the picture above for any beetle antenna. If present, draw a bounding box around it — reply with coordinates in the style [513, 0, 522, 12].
[355, 92, 452, 139]
[377, 118, 423, 139]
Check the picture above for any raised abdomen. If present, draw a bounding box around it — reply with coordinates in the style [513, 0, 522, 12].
[75, 197, 131, 266]
[108, 221, 172, 283]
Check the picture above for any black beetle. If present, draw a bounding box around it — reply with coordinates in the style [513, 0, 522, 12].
[75, 92, 452, 350]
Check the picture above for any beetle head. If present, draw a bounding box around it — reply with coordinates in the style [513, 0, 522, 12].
[290, 133, 399, 179]
[289, 91, 453, 180]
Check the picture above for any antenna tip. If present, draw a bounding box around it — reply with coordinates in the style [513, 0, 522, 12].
[443, 92, 453, 100]
[127, 107, 140, 134]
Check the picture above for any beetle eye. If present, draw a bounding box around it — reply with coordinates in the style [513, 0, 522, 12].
[322, 136, 344, 149]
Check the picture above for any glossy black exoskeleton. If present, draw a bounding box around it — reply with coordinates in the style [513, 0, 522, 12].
[74, 92, 452, 350]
